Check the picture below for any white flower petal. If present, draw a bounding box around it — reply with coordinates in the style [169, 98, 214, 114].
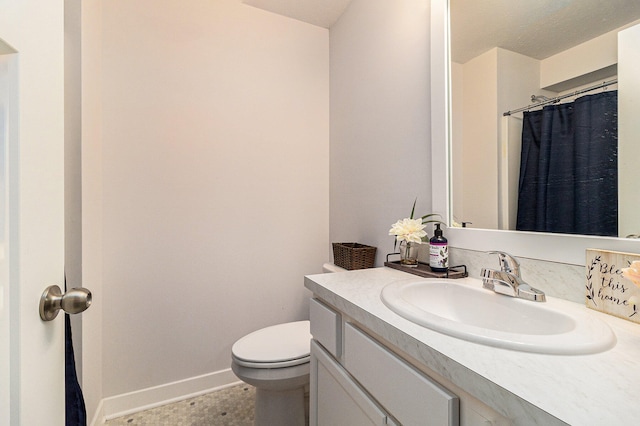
[389, 217, 427, 244]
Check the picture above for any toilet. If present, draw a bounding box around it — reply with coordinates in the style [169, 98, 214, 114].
[231, 263, 345, 425]
[231, 320, 312, 426]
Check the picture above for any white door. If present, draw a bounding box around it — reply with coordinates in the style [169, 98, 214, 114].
[0, 0, 67, 424]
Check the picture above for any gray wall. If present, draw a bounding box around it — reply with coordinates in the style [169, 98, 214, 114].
[96, 0, 330, 398]
[330, 0, 433, 266]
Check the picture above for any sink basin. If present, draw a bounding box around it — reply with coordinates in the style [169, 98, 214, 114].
[381, 279, 616, 355]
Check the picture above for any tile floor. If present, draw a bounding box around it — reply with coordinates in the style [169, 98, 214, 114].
[104, 384, 255, 426]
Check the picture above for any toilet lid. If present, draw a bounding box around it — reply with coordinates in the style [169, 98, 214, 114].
[232, 320, 311, 365]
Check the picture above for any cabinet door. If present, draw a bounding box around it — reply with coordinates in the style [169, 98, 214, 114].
[310, 340, 390, 426]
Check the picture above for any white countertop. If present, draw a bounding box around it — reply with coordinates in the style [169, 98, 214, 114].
[304, 267, 640, 425]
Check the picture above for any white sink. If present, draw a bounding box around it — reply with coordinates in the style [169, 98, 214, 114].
[380, 278, 616, 355]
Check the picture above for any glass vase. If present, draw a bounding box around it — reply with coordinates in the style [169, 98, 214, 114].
[399, 241, 419, 267]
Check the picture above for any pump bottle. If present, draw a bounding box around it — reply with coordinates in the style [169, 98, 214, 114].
[429, 224, 448, 272]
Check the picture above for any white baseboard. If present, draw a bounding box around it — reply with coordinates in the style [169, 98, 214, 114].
[101, 368, 241, 421]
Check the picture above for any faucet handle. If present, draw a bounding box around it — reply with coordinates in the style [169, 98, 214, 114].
[487, 251, 521, 277]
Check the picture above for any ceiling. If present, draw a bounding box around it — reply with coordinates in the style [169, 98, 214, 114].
[242, 0, 353, 28]
[451, 0, 640, 63]
[242, 0, 640, 65]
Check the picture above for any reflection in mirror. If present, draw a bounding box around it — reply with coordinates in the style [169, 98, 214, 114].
[450, 0, 640, 237]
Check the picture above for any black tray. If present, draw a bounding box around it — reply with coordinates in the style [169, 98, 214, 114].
[384, 254, 468, 279]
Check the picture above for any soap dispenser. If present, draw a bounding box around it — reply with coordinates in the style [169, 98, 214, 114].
[429, 224, 448, 272]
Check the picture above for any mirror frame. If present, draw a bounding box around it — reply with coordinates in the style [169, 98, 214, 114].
[430, 0, 640, 265]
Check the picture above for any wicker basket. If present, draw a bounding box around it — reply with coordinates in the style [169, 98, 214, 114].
[332, 243, 377, 270]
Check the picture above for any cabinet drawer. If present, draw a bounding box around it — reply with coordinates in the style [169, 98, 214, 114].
[344, 323, 459, 426]
[310, 298, 341, 357]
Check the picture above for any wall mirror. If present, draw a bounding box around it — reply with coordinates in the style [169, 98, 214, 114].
[430, 0, 640, 264]
[450, 0, 640, 237]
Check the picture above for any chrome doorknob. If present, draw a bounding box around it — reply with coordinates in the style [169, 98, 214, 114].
[39, 285, 92, 321]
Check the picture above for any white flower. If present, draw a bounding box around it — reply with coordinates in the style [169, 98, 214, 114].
[389, 218, 427, 244]
[622, 260, 640, 289]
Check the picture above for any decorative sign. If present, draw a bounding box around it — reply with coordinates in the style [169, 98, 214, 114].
[586, 249, 640, 324]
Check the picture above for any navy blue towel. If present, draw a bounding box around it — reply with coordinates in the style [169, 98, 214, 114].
[65, 314, 86, 425]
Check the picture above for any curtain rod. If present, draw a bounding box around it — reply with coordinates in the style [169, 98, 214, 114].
[503, 79, 618, 117]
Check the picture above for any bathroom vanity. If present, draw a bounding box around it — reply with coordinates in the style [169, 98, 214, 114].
[305, 267, 640, 425]
[309, 299, 459, 425]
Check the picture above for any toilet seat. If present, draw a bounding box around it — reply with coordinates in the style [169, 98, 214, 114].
[232, 354, 310, 369]
[232, 320, 311, 369]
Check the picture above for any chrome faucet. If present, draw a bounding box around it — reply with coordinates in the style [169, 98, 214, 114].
[480, 251, 546, 302]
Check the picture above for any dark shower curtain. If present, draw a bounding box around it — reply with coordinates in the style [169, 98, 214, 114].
[516, 90, 618, 236]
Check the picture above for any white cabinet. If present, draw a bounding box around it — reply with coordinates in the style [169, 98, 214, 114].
[310, 298, 341, 358]
[344, 323, 459, 426]
[311, 340, 396, 426]
[310, 297, 459, 426]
